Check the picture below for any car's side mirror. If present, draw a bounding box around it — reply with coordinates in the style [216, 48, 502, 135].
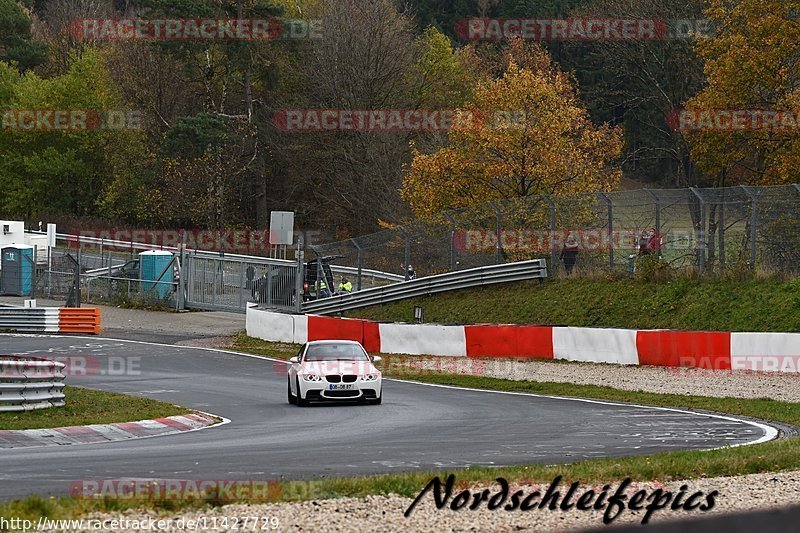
[371, 356, 382, 363]
[289, 357, 299, 364]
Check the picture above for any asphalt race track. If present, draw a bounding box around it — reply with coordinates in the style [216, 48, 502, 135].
[0, 335, 776, 501]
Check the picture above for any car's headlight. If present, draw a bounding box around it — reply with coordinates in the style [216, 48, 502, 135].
[302, 374, 322, 382]
[362, 373, 380, 381]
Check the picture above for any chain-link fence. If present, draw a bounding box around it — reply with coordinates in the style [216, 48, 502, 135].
[32, 240, 180, 309]
[310, 184, 800, 279]
[30, 236, 300, 312]
[19, 183, 800, 311]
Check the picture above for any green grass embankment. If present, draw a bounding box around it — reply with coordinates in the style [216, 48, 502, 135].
[349, 277, 800, 331]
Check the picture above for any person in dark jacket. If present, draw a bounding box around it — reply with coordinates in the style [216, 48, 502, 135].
[560, 234, 579, 275]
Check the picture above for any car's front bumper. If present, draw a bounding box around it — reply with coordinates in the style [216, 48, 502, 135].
[299, 378, 381, 401]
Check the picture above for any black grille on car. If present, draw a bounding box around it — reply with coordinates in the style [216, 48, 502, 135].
[326, 375, 341, 383]
[324, 390, 360, 398]
[306, 390, 322, 400]
[342, 375, 358, 383]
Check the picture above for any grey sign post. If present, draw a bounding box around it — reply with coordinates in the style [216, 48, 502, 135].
[269, 211, 295, 260]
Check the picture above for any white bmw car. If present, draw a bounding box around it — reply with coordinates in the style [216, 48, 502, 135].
[287, 340, 383, 406]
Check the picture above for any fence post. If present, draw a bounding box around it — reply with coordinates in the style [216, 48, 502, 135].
[107, 249, 112, 301]
[350, 238, 363, 291]
[295, 236, 304, 312]
[542, 195, 557, 274]
[177, 240, 186, 310]
[74, 248, 81, 307]
[266, 264, 273, 306]
[644, 189, 661, 234]
[741, 185, 761, 270]
[487, 201, 503, 264]
[238, 260, 244, 308]
[719, 176, 726, 269]
[690, 187, 706, 274]
[46, 244, 51, 298]
[31, 245, 37, 299]
[399, 228, 411, 280]
[443, 211, 457, 271]
[598, 192, 614, 271]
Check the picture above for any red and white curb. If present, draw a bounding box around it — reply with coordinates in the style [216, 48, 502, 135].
[0, 411, 226, 449]
[247, 307, 800, 373]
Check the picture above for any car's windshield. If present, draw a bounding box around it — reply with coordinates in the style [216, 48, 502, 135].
[304, 343, 369, 361]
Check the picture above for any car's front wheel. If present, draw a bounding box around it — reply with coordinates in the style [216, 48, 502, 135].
[371, 389, 382, 405]
[287, 377, 296, 405]
[296, 377, 309, 407]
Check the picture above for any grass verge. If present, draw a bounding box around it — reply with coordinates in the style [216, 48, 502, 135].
[348, 277, 800, 332]
[0, 386, 192, 431]
[2, 336, 798, 523]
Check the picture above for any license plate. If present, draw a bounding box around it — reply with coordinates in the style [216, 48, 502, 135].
[328, 383, 355, 390]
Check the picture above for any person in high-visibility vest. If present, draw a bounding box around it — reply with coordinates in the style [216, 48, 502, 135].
[315, 278, 331, 298]
[338, 278, 353, 293]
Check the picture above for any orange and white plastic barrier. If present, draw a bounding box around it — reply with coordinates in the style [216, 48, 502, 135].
[58, 308, 101, 334]
[0, 307, 101, 335]
[245, 306, 800, 373]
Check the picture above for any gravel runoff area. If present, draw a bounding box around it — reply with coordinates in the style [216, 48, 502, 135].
[397, 356, 800, 403]
[54, 354, 800, 532]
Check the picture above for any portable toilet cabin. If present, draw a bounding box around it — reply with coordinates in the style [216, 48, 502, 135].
[139, 250, 174, 299]
[1, 245, 34, 296]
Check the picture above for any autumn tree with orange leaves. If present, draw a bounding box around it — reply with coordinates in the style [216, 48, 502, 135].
[686, 0, 800, 185]
[401, 43, 623, 218]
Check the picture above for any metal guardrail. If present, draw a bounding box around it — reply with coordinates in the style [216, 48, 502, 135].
[301, 259, 547, 315]
[0, 356, 66, 412]
[0, 307, 60, 333]
[329, 264, 405, 283]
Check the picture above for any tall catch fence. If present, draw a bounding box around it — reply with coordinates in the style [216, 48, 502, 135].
[309, 184, 800, 279]
[18, 184, 800, 314]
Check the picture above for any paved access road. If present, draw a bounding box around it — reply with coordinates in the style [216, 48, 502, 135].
[0, 335, 774, 501]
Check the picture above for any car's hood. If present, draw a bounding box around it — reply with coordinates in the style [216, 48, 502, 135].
[299, 361, 379, 375]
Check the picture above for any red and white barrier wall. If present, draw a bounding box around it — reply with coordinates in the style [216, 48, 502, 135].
[246, 306, 800, 372]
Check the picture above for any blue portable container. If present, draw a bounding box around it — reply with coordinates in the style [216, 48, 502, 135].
[0, 245, 34, 296]
[139, 250, 174, 299]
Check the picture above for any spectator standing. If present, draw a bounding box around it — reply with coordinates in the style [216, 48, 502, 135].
[560, 234, 579, 275]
